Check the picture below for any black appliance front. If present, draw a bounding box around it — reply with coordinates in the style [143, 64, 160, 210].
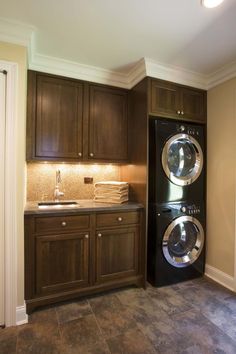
[147, 202, 205, 287]
[149, 118, 206, 203]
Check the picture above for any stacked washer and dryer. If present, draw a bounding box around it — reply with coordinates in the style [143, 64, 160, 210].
[147, 118, 206, 286]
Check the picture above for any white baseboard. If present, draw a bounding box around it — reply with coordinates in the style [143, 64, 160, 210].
[16, 302, 28, 325]
[205, 264, 235, 292]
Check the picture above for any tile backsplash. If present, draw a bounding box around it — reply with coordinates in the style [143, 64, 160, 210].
[27, 163, 121, 201]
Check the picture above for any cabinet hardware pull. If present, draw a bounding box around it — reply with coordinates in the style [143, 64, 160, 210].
[98, 233, 102, 237]
[89, 153, 94, 157]
[85, 234, 89, 239]
[117, 217, 123, 222]
[177, 110, 181, 115]
[78, 152, 82, 157]
[181, 111, 184, 115]
[61, 221, 67, 227]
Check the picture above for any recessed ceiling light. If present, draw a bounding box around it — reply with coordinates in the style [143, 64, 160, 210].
[202, 0, 224, 8]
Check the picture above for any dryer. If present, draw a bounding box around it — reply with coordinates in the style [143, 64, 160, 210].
[149, 118, 205, 203]
[147, 202, 205, 287]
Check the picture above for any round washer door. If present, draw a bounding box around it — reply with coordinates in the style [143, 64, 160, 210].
[162, 133, 203, 186]
[162, 216, 204, 268]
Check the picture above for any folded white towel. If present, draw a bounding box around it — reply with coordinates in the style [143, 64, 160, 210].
[95, 181, 128, 186]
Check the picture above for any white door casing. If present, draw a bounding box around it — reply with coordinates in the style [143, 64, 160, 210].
[0, 60, 18, 326]
[0, 69, 6, 326]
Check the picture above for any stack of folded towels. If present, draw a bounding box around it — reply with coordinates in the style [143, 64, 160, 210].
[94, 181, 129, 204]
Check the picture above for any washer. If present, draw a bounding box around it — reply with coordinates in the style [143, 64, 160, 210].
[147, 202, 205, 287]
[149, 118, 205, 203]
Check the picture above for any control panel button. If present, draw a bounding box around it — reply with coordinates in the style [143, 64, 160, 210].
[181, 206, 187, 213]
[180, 125, 185, 132]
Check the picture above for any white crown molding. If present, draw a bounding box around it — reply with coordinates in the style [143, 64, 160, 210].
[145, 58, 208, 90]
[0, 17, 34, 48]
[205, 264, 235, 291]
[207, 60, 236, 89]
[29, 52, 130, 89]
[1, 17, 236, 91]
[126, 58, 147, 89]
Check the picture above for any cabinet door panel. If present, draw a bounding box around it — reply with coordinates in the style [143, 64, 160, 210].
[182, 88, 206, 122]
[150, 79, 180, 118]
[36, 75, 83, 158]
[36, 233, 89, 295]
[89, 85, 128, 161]
[95, 227, 139, 284]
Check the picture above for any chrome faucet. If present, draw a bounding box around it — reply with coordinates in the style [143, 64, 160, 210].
[54, 169, 64, 202]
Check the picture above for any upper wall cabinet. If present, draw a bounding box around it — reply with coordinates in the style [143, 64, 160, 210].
[149, 79, 206, 123]
[27, 71, 129, 162]
[88, 85, 128, 161]
[27, 71, 84, 161]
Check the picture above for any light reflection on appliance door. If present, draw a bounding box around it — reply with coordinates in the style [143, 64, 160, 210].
[167, 178, 183, 201]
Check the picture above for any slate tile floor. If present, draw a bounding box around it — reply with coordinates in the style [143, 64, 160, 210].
[1, 277, 236, 354]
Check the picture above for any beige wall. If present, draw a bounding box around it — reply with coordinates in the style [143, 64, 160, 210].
[207, 78, 236, 277]
[0, 41, 27, 306]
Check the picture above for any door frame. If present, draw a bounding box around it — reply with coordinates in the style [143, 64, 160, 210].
[0, 60, 18, 326]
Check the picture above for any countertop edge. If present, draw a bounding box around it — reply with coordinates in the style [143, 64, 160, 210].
[24, 200, 144, 216]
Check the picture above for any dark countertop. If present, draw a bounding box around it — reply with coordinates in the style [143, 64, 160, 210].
[24, 199, 144, 215]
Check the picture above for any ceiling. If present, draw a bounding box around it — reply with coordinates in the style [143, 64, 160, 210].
[1, 0, 236, 81]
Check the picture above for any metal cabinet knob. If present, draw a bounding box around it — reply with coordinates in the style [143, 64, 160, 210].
[177, 110, 181, 115]
[97, 233, 102, 237]
[61, 221, 67, 227]
[85, 234, 89, 239]
[90, 153, 94, 157]
[117, 217, 123, 222]
[181, 111, 184, 115]
[78, 152, 82, 157]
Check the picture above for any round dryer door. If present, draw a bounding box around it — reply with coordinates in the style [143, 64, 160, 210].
[162, 133, 203, 186]
[162, 216, 204, 268]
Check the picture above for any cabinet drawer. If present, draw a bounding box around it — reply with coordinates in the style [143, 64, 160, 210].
[96, 211, 139, 228]
[35, 215, 90, 233]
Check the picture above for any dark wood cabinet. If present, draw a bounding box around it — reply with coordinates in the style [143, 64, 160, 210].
[24, 208, 143, 313]
[88, 85, 128, 161]
[95, 226, 139, 284]
[27, 71, 129, 162]
[27, 71, 84, 160]
[150, 79, 181, 119]
[181, 87, 206, 122]
[149, 78, 206, 122]
[36, 232, 89, 295]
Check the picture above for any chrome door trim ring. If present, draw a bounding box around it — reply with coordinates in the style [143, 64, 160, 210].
[162, 215, 204, 268]
[162, 133, 203, 186]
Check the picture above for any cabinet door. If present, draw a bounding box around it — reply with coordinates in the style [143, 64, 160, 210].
[88, 85, 128, 161]
[181, 88, 206, 122]
[150, 79, 181, 119]
[95, 227, 139, 284]
[35, 74, 83, 159]
[35, 232, 89, 295]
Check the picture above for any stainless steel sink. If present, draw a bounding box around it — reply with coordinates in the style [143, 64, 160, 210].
[38, 201, 79, 208]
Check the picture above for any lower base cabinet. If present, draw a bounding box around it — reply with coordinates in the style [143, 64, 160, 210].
[36, 232, 89, 295]
[25, 209, 144, 313]
[95, 227, 139, 284]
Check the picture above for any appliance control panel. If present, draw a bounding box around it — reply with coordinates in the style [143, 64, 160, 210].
[177, 124, 200, 136]
[181, 205, 201, 215]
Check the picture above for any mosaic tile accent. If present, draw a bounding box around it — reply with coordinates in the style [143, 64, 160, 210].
[27, 163, 121, 201]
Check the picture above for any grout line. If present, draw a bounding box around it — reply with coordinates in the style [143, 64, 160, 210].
[54, 306, 64, 342]
[87, 299, 112, 354]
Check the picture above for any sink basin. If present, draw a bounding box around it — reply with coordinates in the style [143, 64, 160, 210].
[38, 201, 79, 208]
